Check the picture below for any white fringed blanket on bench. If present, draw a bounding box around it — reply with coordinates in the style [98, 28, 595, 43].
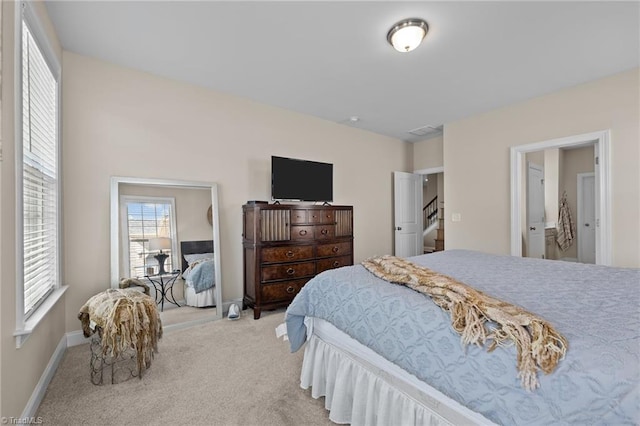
[78, 288, 162, 378]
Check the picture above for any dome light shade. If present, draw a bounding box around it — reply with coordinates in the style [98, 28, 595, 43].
[387, 18, 429, 52]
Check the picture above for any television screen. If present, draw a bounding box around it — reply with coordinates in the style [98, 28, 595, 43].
[271, 156, 333, 202]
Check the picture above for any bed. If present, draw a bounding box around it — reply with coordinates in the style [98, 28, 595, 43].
[284, 250, 640, 425]
[180, 240, 216, 308]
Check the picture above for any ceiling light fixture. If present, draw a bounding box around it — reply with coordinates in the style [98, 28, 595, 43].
[386, 18, 429, 53]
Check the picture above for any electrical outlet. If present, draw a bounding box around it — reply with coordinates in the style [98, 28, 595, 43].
[451, 213, 462, 222]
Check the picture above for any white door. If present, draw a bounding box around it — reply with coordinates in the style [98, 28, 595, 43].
[393, 171, 423, 258]
[526, 162, 545, 259]
[578, 172, 596, 264]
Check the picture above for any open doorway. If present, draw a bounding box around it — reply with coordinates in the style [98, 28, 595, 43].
[521, 145, 596, 263]
[511, 130, 611, 265]
[392, 167, 445, 257]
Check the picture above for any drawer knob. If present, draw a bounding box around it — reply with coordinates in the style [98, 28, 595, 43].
[299, 229, 307, 236]
[286, 268, 295, 275]
[321, 229, 328, 235]
[286, 250, 295, 258]
[333, 261, 340, 267]
[332, 246, 339, 253]
[286, 286, 295, 294]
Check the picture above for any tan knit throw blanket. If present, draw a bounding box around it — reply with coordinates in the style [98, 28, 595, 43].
[78, 289, 163, 377]
[361, 255, 568, 391]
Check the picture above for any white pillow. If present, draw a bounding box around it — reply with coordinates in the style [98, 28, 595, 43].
[184, 252, 214, 265]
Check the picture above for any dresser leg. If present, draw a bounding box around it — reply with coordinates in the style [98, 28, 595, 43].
[253, 308, 261, 320]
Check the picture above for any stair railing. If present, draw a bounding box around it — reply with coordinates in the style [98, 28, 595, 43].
[423, 196, 438, 230]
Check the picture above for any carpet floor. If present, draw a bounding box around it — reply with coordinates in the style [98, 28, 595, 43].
[36, 310, 333, 426]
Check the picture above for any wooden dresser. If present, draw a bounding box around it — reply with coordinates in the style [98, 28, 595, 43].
[242, 203, 354, 319]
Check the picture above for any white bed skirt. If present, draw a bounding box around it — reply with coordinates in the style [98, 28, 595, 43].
[299, 319, 494, 426]
[184, 286, 216, 308]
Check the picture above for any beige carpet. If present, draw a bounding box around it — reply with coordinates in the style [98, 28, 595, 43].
[160, 305, 217, 327]
[36, 310, 333, 426]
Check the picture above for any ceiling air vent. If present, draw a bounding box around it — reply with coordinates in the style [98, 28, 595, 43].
[407, 125, 443, 137]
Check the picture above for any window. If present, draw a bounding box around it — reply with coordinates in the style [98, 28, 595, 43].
[120, 196, 177, 278]
[18, 2, 62, 326]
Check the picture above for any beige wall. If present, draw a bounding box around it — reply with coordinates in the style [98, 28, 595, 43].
[445, 68, 640, 267]
[412, 135, 443, 171]
[1, 1, 67, 417]
[62, 51, 410, 331]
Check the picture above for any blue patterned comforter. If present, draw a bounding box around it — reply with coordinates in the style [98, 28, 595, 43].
[285, 250, 640, 425]
[186, 259, 215, 293]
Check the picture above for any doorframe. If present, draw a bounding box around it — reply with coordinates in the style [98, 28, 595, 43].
[510, 130, 611, 265]
[577, 172, 596, 263]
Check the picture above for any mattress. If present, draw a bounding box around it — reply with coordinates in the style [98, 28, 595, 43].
[285, 250, 640, 425]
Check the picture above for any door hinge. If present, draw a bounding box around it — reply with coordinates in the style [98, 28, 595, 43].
[595, 156, 599, 165]
[541, 178, 544, 184]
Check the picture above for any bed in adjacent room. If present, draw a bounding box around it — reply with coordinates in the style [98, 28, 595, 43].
[284, 250, 640, 425]
[180, 240, 216, 308]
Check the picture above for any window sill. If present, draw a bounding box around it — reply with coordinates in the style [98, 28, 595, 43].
[14, 285, 68, 348]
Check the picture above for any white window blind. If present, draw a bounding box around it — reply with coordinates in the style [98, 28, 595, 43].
[122, 199, 175, 278]
[21, 19, 59, 317]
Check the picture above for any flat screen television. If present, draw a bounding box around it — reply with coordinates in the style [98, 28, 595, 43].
[271, 156, 333, 202]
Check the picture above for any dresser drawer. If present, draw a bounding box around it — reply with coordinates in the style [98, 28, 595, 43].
[317, 241, 352, 258]
[290, 210, 307, 224]
[291, 225, 314, 241]
[317, 255, 352, 273]
[261, 261, 316, 281]
[309, 210, 335, 224]
[261, 245, 313, 263]
[261, 279, 309, 302]
[314, 226, 335, 240]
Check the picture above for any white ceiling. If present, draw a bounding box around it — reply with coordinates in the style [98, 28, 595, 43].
[46, 1, 639, 142]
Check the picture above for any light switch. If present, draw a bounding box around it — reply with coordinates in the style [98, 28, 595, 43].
[451, 213, 462, 222]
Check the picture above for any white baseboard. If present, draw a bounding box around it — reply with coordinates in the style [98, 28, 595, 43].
[66, 330, 91, 347]
[560, 257, 578, 262]
[21, 335, 67, 419]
